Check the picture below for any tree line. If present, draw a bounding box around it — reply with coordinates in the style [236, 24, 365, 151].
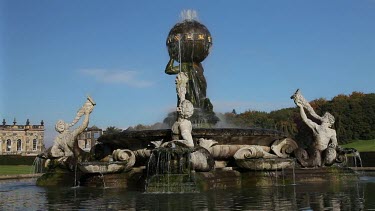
[223, 92, 375, 146]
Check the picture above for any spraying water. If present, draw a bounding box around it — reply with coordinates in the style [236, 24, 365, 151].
[180, 9, 198, 22]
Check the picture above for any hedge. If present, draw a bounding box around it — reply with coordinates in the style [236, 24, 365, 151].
[0, 155, 37, 165]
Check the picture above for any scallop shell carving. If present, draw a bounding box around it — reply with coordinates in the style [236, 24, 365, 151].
[271, 138, 298, 158]
[112, 149, 136, 167]
[234, 145, 277, 160]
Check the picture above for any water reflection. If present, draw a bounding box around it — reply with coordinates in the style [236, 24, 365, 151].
[1, 177, 375, 210]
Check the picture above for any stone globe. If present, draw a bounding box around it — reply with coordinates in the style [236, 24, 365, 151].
[166, 20, 212, 63]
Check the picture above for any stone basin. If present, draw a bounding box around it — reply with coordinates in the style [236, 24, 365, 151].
[98, 128, 286, 151]
[236, 158, 295, 170]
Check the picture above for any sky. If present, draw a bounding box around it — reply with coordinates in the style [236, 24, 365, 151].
[1, 0, 374, 147]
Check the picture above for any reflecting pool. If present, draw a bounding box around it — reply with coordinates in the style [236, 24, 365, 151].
[1, 176, 375, 210]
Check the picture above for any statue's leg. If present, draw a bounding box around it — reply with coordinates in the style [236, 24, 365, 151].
[294, 148, 322, 168]
[293, 148, 310, 167]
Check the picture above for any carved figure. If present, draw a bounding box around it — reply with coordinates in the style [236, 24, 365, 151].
[175, 72, 189, 102]
[291, 89, 338, 167]
[50, 97, 95, 158]
[168, 72, 195, 148]
[171, 100, 194, 148]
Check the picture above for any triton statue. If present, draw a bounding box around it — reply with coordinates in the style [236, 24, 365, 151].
[291, 89, 339, 167]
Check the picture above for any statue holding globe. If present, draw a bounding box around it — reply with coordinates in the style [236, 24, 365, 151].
[164, 12, 218, 126]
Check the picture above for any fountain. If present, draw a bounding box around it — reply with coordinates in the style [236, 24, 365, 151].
[36, 11, 360, 192]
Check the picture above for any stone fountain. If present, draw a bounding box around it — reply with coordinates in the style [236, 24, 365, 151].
[36, 11, 360, 191]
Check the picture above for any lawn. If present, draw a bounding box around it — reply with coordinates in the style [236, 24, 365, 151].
[341, 139, 375, 152]
[0, 165, 35, 175]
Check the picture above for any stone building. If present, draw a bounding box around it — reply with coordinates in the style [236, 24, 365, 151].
[77, 126, 103, 151]
[0, 119, 45, 156]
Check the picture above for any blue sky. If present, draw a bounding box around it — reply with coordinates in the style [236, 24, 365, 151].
[1, 1, 374, 146]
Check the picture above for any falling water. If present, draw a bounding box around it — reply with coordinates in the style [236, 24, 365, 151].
[275, 164, 279, 186]
[99, 173, 106, 188]
[355, 151, 363, 167]
[74, 163, 79, 187]
[145, 147, 197, 193]
[178, 35, 182, 73]
[98, 165, 107, 188]
[31, 157, 44, 174]
[292, 160, 296, 186]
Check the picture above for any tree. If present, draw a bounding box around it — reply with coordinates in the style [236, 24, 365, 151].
[105, 126, 122, 134]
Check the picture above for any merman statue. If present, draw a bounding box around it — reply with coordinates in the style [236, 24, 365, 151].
[291, 89, 338, 167]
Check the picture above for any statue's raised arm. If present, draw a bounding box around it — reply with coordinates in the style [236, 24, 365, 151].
[71, 97, 96, 138]
[165, 57, 179, 75]
[291, 89, 318, 130]
[291, 89, 324, 121]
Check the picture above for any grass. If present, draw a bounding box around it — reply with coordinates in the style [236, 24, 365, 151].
[341, 139, 375, 152]
[0, 165, 34, 175]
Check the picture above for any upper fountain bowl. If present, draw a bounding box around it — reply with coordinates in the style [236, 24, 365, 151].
[166, 20, 212, 63]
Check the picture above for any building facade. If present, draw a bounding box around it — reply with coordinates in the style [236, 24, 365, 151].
[0, 119, 45, 156]
[77, 126, 103, 151]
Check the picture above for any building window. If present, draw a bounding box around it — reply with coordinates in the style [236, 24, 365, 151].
[17, 139, 22, 151]
[93, 132, 100, 139]
[6, 139, 11, 151]
[87, 132, 91, 139]
[33, 139, 37, 151]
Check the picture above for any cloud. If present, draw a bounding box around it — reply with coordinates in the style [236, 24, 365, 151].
[80, 69, 153, 88]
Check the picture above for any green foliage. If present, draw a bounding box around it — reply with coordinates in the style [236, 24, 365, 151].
[0, 155, 37, 165]
[126, 122, 167, 131]
[105, 126, 123, 134]
[222, 92, 375, 145]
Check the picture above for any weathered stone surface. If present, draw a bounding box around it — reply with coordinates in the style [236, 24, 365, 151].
[98, 128, 286, 151]
[271, 138, 298, 158]
[36, 170, 76, 187]
[234, 146, 277, 159]
[79, 168, 145, 189]
[78, 161, 133, 174]
[235, 158, 294, 170]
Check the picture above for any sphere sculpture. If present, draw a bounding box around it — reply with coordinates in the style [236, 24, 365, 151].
[166, 20, 212, 63]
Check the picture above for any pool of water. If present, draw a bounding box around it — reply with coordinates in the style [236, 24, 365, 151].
[1, 176, 375, 210]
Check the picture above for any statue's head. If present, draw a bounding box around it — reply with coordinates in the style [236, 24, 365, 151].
[55, 120, 69, 133]
[322, 112, 335, 126]
[177, 100, 194, 119]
